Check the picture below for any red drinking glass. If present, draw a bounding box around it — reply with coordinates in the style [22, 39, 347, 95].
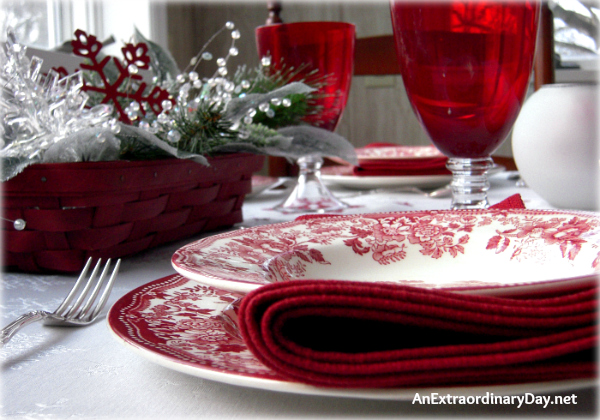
[256, 22, 355, 213]
[390, 1, 540, 208]
[256, 21, 355, 131]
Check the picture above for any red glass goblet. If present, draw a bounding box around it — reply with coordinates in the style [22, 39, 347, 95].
[390, 1, 540, 208]
[256, 21, 355, 213]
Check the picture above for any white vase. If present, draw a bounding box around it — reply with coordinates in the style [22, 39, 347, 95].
[512, 83, 599, 210]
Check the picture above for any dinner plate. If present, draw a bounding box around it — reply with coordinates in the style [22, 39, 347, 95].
[172, 209, 600, 295]
[322, 167, 452, 189]
[321, 164, 504, 190]
[325, 145, 449, 190]
[107, 274, 595, 400]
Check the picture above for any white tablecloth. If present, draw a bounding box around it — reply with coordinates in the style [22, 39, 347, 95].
[1, 171, 596, 419]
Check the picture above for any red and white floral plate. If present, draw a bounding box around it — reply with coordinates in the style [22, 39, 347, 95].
[326, 145, 449, 190]
[355, 145, 445, 161]
[172, 209, 600, 295]
[107, 274, 595, 400]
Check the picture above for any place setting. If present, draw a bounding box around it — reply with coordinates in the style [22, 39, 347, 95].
[109, 0, 598, 396]
[321, 143, 452, 190]
[1, 0, 598, 417]
[109, 197, 599, 399]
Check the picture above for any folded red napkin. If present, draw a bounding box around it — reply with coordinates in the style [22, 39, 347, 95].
[352, 143, 450, 177]
[490, 193, 526, 209]
[238, 280, 597, 388]
[352, 162, 450, 177]
[241, 194, 596, 388]
[353, 156, 449, 176]
[240, 195, 596, 388]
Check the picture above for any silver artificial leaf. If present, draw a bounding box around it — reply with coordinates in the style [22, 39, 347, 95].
[2, 155, 39, 181]
[118, 124, 209, 166]
[134, 27, 180, 84]
[272, 125, 358, 165]
[42, 127, 121, 163]
[224, 82, 316, 123]
[212, 133, 293, 155]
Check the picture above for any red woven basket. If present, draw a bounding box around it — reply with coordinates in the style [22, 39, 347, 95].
[2, 153, 264, 273]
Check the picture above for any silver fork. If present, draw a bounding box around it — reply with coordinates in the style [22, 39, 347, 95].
[1, 258, 121, 346]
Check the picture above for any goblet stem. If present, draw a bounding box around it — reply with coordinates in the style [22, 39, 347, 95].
[274, 155, 348, 213]
[447, 157, 494, 209]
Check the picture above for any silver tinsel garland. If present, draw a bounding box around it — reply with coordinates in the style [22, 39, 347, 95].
[1, 28, 121, 180]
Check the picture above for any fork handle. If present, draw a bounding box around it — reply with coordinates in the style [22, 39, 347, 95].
[0, 311, 47, 346]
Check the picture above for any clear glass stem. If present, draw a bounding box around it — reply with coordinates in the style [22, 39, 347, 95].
[446, 157, 494, 209]
[274, 155, 348, 213]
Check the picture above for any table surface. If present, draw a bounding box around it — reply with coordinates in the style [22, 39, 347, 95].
[2, 171, 597, 419]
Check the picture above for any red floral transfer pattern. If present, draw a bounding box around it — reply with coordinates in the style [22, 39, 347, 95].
[356, 145, 444, 160]
[486, 214, 600, 268]
[172, 210, 600, 288]
[341, 212, 474, 264]
[110, 275, 281, 379]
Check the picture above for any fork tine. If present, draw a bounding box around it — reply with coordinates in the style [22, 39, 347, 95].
[90, 259, 121, 320]
[78, 259, 114, 320]
[53, 257, 94, 316]
[0, 257, 120, 344]
[63, 258, 104, 318]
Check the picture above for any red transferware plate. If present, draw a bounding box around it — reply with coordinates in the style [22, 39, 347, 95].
[108, 274, 596, 400]
[172, 209, 600, 295]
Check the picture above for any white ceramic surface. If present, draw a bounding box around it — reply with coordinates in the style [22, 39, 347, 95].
[172, 209, 600, 295]
[322, 171, 452, 189]
[321, 164, 504, 190]
[512, 83, 599, 210]
[108, 275, 596, 401]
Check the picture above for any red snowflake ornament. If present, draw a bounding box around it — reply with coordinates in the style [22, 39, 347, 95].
[71, 29, 173, 124]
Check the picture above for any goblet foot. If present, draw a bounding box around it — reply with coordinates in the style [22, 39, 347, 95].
[447, 157, 494, 209]
[273, 155, 348, 214]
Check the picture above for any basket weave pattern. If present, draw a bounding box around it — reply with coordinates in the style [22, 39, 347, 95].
[2, 154, 264, 273]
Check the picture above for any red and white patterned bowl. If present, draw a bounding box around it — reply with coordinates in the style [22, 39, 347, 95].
[172, 209, 600, 295]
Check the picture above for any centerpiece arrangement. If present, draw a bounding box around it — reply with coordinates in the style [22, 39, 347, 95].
[1, 23, 357, 273]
